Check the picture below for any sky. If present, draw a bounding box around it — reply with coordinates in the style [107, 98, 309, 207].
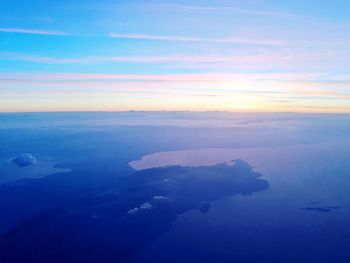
[1, 0, 350, 112]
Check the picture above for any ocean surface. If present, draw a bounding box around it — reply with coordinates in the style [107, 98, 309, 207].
[0, 112, 349, 262]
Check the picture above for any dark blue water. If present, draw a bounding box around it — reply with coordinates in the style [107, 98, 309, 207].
[0, 112, 350, 262]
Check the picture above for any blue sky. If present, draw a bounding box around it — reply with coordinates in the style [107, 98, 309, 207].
[1, 0, 350, 112]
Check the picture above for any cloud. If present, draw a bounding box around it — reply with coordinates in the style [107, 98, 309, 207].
[0, 27, 70, 36]
[108, 33, 284, 46]
[109, 33, 350, 50]
[3, 51, 260, 64]
[152, 196, 167, 201]
[0, 72, 324, 93]
[294, 89, 350, 99]
[0, 50, 320, 69]
[161, 4, 286, 16]
[140, 202, 152, 209]
[3, 72, 347, 99]
[127, 208, 139, 215]
[138, 4, 305, 21]
[0, 51, 255, 64]
[127, 202, 152, 215]
[73, 3, 300, 18]
[12, 153, 37, 167]
[2, 72, 349, 102]
[152, 196, 169, 204]
[1, 72, 349, 113]
[109, 33, 202, 42]
[0, 72, 321, 81]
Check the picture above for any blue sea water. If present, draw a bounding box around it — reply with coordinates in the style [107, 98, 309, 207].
[0, 112, 349, 262]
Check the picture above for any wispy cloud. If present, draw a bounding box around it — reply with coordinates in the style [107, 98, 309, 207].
[140, 4, 306, 21]
[0, 72, 320, 83]
[0, 51, 321, 71]
[295, 90, 350, 99]
[1, 72, 349, 112]
[0, 51, 287, 65]
[2, 72, 347, 97]
[0, 27, 70, 36]
[108, 33, 284, 46]
[0, 72, 322, 96]
[108, 33, 350, 51]
[74, 3, 306, 22]
[109, 33, 203, 42]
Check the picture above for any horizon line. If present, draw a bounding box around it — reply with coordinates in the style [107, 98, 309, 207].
[1, 110, 349, 115]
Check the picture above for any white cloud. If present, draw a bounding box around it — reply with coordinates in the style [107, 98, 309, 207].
[0, 27, 70, 36]
[127, 202, 152, 215]
[127, 207, 139, 214]
[140, 202, 152, 209]
[109, 33, 285, 46]
[153, 195, 167, 200]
